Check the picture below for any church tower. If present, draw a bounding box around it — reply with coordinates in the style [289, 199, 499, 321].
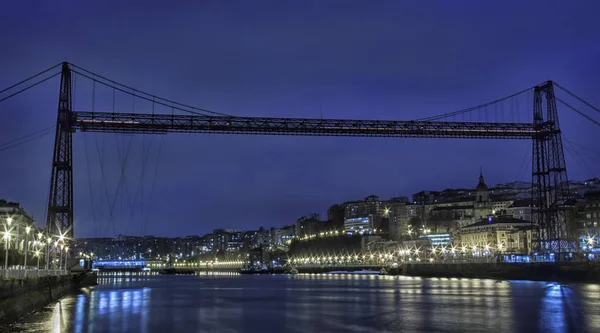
[473, 170, 492, 221]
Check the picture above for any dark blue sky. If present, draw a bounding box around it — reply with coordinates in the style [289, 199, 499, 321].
[0, 1, 599, 238]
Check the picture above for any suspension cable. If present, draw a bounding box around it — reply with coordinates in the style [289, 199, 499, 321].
[0, 72, 61, 104]
[0, 126, 55, 152]
[414, 87, 533, 121]
[0, 63, 62, 95]
[83, 133, 98, 237]
[555, 83, 600, 115]
[72, 69, 223, 117]
[70, 64, 231, 117]
[563, 136, 597, 178]
[144, 135, 163, 235]
[556, 97, 600, 128]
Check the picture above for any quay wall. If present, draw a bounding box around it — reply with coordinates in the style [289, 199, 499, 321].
[0, 273, 98, 325]
[400, 263, 600, 283]
[296, 266, 383, 274]
[291, 263, 600, 283]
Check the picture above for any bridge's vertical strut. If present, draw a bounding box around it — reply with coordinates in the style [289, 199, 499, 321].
[531, 80, 573, 258]
[46, 62, 74, 238]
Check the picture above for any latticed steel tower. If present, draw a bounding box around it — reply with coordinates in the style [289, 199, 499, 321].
[531, 81, 575, 257]
[46, 63, 74, 238]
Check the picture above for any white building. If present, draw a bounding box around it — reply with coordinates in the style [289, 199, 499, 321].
[456, 216, 535, 254]
[344, 215, 374, 234]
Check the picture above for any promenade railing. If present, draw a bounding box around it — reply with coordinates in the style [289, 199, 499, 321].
[0, 269, 69, 279]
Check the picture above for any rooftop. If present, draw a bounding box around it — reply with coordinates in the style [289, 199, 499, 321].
[465, 215, 533, 228]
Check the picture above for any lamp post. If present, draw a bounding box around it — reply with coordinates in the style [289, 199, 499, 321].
[36, 233, 43, 269]
[3, 231, 9, 271]
[64, 246, 69, 270]
[45, 237, 52, 270]
[59, 244, 64, 270]
[35, 249, 41, 269]
[4, 217, 13, 271]
[55, 242, 60, 270]
[24, 226, 31, 269]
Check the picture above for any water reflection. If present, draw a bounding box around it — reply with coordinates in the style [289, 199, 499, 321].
[64, 287, 150, 333]
[8, 273, 600, 333]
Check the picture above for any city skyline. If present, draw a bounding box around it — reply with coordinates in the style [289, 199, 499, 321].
[1, 1, 599, 238]
[3, 173, 598, 240]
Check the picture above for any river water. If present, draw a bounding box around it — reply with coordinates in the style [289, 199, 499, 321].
[4, 273, 600, 332]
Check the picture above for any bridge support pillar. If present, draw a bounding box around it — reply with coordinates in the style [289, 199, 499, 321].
[46, 62, 74, 239]
[531, 81, 574, 258]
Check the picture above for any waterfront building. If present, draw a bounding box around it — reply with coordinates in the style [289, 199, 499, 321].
[419, 233, 451, 246]
[455, 216, 535, 254]
[212, 229, 244, 253]
[270, 225, 295, 246]
[342, 195, 399, 234]
[344, 195, 385, 219]
[473, 171, 493, 221]
[567, 178, 600, 198]
[295, 213, 323, 238]
[326, 204, 345, 229]
[576, 191, 600, 258]
[501, 199, 535, 222]
[0, 199, 35, 252]
[344, 216, 374, 234]
[388, 202, 409, 241]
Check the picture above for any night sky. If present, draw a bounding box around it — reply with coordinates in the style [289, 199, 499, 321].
[1, 1, 599, 238]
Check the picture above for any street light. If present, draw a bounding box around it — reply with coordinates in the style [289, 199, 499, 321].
[64, 246, 69, 270]
[6, 217, 12, 250]
[3, 229, 11, 271]
[59, 244, 64, 270]
[24, 226, 31, 269]
[45, 237, 52, 270]
[35, 250, 41, 269]
[587, 236, 595, 246]
[3, 217, 14, 272]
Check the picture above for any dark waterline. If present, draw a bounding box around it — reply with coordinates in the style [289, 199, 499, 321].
[4, 273, 600, 333]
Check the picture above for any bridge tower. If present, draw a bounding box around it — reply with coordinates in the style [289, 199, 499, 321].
[46, 62, 74, 238]
[531, 81, 574, 258]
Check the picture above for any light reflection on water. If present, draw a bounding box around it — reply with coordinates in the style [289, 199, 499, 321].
[5, 273, 600, 333]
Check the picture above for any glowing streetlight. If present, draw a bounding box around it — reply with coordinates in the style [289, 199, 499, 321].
[24, 226, 31, 270]
[587, 236, 595, 246]
[3, 229, 11, 270]
[35, 250, 41, 268]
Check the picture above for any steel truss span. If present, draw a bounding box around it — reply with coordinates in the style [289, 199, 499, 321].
[73, 111, 537, 139]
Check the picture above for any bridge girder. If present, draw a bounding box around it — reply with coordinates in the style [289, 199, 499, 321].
[72, 111, 540, 139]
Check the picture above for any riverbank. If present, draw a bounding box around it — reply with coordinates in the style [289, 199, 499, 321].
[400, 262, 600, 283]
[294, 263, 600, 283]
[0, 273, 98, 325]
